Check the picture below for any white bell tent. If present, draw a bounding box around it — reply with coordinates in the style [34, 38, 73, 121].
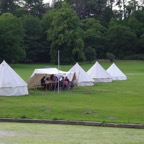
[106, 63, 127, 80]
[68, 63, 94, 86]
[87, 61, 112, 82]
[0, 60, 28, 96]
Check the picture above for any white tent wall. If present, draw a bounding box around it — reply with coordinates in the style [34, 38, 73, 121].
[0, 87, 28, 96]
[68, 63, 94, 86]
[106, 63, 127, 80]
[27, 74, 45, 89]
[0, 60, 28, 96]
[87, 61, 112, 82]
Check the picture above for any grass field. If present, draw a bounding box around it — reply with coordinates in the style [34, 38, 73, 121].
[0, 60, 144, 124]
[0, 122, 144, 144]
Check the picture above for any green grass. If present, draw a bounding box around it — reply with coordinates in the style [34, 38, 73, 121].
[0, 60, 144, 124]
[0, 122, 144, 144]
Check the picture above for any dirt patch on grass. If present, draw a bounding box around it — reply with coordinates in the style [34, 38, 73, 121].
[0, 131, 17, 137]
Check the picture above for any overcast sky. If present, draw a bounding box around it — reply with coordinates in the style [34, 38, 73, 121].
[43, 0, 52, 4]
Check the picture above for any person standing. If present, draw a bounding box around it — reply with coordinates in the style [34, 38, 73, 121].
[41, 76, 46, 88]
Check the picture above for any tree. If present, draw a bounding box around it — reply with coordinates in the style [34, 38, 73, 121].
[137, 33, 144, 54]
[80, 18, 107, 58]
[0, 0, 18, 14]
[65, 0, 86, 19]
[23, 0, 47, 18]
[42, 2, 85, 64]
[84, 46, 96, 62]
[22, 15, 48, 63]
[115, 0, 127, 19]
[107, 25, 137, 58]
[126, 0, 139, 17]
[127, 16, 142, 37]
[67, 0, 115, 27]
[107, 0, 115, 9]
[85, 0, 107, 19]
[0, 13, 25, 63]
[102, 6, 114, 26]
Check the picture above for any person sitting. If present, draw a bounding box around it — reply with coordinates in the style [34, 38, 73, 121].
[63, 77, 70, 90]
[45, 77, 50, 90]
[50, 74, 54, 81]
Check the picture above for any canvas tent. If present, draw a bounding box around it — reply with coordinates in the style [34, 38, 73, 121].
[0, 60, 28, 96]
[68, 63, 94, 86]
[27, 68, 71, 88]
[87, 61, 112, 82]
[106, 63, 127, 80]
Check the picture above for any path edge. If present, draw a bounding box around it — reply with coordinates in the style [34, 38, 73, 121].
[0, 118, 144, 129]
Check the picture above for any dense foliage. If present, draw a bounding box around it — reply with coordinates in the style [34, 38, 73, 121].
[0, 0, 144, 63]
[42, 2, 84, 64]
[0, 13, 25, 62]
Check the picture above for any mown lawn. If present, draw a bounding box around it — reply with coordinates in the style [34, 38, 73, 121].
[0, 60, 144, 124]
[0, 122, 144, 144]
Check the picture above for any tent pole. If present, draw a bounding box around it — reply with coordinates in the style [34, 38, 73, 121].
[58, 50, 60, 94]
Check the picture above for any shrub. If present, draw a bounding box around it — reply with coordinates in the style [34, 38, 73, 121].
[124, 54, 144, 60]
[84, 46, 96, 62]
[106, 52, 115, 62]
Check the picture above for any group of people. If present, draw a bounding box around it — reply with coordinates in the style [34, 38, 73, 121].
[40, 74, 71, 90]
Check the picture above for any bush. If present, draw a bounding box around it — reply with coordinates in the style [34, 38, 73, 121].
[106, 52, 115, 62]
[124, 54, 144, 60]
[84, 47, 96, 62]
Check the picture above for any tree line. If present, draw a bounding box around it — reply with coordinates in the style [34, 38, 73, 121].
[0, 0, 144, 64]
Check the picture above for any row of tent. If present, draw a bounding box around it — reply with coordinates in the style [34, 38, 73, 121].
[0, 60, 127, 96]
[28, 61, 127, 88]
[67, 61, 127, 86]
[87, 61, 127, 82]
